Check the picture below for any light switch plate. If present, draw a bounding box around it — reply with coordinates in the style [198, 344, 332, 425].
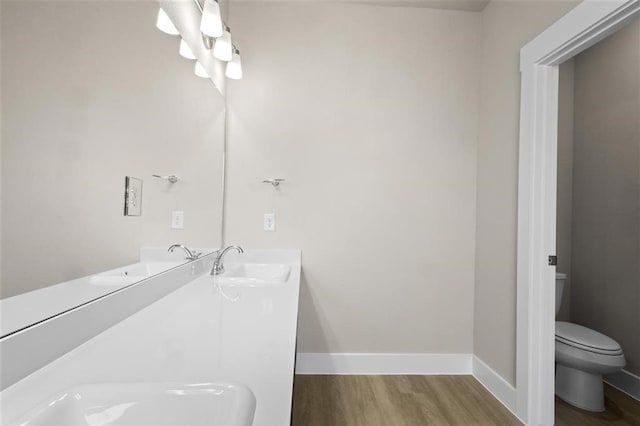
[124, 177, 143, 216]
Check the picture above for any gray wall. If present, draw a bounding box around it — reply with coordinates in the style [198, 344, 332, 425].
[473, 0, 579, 384]
[225, 2, 480, 355]
[556, 58, 575, 322]
[1, 1, 225, 298]
[568, 20, 640, 376]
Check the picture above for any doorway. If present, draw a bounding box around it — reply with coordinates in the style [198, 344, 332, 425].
[554, 19, 640, 424]
[516, 1, 640, 424]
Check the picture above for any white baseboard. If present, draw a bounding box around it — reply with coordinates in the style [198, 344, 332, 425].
[295, 353, 472, 375]
[472, 356, 522, 423]
[605, 369, 640, 401]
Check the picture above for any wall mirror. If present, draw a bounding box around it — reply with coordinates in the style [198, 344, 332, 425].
[0, 0, 226, 337]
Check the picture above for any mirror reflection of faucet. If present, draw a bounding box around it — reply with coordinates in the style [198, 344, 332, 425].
[211, 245, 244, 275]
[167, 244, 202, 260]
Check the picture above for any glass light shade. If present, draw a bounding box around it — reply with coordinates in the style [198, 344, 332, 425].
[156, 8, 179, 35]
[200, 0, 223, 38]
[225, 51, 242, 80]
[213, 29, 232, 61]
[179, 39, 196, 60]
[194, 61, 209, 78]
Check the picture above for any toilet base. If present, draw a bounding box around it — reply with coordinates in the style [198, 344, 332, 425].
[555, 364, 605, 412]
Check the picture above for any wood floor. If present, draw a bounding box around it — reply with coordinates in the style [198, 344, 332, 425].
[555, 384, 640, 426]
[291, 375, 522, 426]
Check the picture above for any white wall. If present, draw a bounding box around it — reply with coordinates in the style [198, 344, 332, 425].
[225, 2, 480, 354]
[474, 0, 579, 384]
[1, 1, 225, 298]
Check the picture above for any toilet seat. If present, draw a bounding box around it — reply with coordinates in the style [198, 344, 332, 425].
[555, 321, 622, 355]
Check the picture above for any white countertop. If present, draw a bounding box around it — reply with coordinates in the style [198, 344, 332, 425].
[0, 248, 215, 337]
[0, 250, 301, 426]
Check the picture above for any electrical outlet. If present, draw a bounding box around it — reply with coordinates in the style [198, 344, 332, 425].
[264, 213, 275, 231]
[172, 211, 184, 229]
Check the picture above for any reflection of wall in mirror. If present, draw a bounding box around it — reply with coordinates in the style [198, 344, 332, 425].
[0, 1, 225, 298]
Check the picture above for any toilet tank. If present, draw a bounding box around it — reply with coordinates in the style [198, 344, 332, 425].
[556, 272, 567, 316]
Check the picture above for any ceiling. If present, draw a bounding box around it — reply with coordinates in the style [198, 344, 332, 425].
[228, 0, 491, 13]
[356, 0, 490, 11]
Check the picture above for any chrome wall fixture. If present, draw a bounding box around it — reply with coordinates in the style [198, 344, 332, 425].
[155, 0, 242, 81]
[262, 178, 285, 188]
[152, 174, 180, 184]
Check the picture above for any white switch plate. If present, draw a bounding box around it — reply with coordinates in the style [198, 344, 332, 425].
[264, 213, 275, 231]
[172, 211, 184, 229]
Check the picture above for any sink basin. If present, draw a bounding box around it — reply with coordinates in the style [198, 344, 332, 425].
[216, 263, 291, 286]
[11, 382, 256, 426]
[96, 262, 184, 278]
[89, 275, 147, 286]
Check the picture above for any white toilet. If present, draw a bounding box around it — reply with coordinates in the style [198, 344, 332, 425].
[555, 272, 626, 411]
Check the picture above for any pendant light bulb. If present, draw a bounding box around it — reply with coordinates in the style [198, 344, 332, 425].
[225, 48, 242, 80]
[200, 0, 223, 38]
[179, 39, 196, 60]
[213, 26, 233, 61]
[156, 8, 179, 35]
[195, 61, 209, 78]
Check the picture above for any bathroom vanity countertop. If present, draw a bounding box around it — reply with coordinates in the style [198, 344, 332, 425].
[0, 248, 214, 337]
[0, 250, 302, 426]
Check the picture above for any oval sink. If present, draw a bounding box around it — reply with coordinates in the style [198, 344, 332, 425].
[11, 382, 256, 426]
[89, 275, 148, 286]
[216, 263, 291, 286]
[89, 262, 185, 287]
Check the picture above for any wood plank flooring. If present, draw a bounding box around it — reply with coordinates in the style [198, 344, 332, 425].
[555, 384, 640, 426]
[291, 375, 522, 425]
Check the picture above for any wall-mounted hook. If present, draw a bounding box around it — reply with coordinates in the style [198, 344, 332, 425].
[152, 174, 179, 184]
[262, 178, 285, 187]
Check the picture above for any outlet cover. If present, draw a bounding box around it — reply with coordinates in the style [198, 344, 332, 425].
[172, 211, 184, 229]
[264, 213, 275, 231]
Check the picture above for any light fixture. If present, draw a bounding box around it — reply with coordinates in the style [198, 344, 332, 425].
[200, 0, 223, 38]
[225, 47, 242, 80]
[194, 61, 209, 78]
[156, 3, 245, 83]
[202, 34, 214, 50]
[156, 8, 179, 35]
[179, 39, 196, 60]
[213, 25, 232, 61]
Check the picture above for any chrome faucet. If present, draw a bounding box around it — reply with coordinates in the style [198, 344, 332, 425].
[211, 245, 243, 275]
[168, 244, 201, 260]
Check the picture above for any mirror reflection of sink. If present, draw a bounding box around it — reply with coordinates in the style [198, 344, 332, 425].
[216, 263, 291, 286]
[89, 275, 148, 286]
[89, 262, 184, 286]
[98, 262, 184, 277]
[13, 382, 256, 426]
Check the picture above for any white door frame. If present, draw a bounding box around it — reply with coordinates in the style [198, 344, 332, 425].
[516, 0, 639, 424]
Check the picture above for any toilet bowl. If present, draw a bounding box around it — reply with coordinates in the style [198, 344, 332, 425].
[555, 273, 626, 411]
